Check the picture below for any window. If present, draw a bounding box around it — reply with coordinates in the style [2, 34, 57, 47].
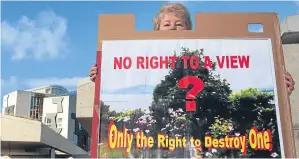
[45, 88, 50, 94]
[57, 118, 62, 122]
[45, 118, 51, 127]
[57, 118, 63, 128]
[36, 99, 40, 106]
[30, 96, 34, 108]
[73, 134, 78, 144]
[79, 123, 82, 130]
[57, 89, 61, 95]
[82, 136, 87, 146]
[52, 88, 57, 95]
[30, 96, 43, 120]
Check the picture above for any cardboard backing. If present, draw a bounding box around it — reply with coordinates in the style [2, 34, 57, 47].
[91, 13, 296, 158]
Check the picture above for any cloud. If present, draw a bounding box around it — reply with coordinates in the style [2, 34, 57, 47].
[1, 10, 69, 61]
[25, 77, 84, 89]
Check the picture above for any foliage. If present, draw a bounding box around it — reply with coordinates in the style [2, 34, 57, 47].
[229, 88, 280, 158]
[208, 116, 233, 138]
[149, 47, 233, 157]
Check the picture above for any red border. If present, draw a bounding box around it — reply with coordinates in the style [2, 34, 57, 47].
[90, 51, 102, 158]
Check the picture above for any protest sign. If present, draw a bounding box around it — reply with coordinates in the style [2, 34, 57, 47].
[90, 13, 296, 158]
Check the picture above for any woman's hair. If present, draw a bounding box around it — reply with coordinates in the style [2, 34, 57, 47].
[153, 3, 192, 30]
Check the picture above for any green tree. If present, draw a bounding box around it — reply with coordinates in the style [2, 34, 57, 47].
[229, 88, 280, 158]
[205, 88, 280, 158]
[149, 48, 233, 157]
[148, 48, 280, 158]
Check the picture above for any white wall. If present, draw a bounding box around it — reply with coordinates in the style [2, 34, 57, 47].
[42, 96, 76, 142]
[15, 91, 31, 117]
[283, 44, 299, 156]
[2, 91, 18, 114]
[2, 91, 31, 117]
[281, 15, 299, 34]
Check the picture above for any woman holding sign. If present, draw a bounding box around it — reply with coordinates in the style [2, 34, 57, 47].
[89, 3, 295, 94]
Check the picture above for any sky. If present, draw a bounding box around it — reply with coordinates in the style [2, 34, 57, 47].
[1, 1, 299, 110]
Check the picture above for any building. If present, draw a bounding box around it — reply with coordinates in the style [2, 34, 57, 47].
[42, 95, 90, 151]
[75, 78, 95, 135]
[1, 114, 87, 158]
[1, 85, 90, 158]
[281, 14, 299, 156]
[2, 90, 49, 120]
[2, 85, 70, 120]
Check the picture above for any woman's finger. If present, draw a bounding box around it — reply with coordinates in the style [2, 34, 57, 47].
[288, 87, 294, 95]
[285, 74, 292, 81]
[89, 64, 98, 82]
[288, 88, 292, 95]
[285, 80, 293, 87]
[89, 67, 98, 76]
[90, 74, 96, 82]
[285, 80, 294, 95]
[89, 70, 95, 77]
[89, 71, 97, 77]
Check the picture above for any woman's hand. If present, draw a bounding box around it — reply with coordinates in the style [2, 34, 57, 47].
[89, 64, 98, 82]
[285, 71, 295, 95]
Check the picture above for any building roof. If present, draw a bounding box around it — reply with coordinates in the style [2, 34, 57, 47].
[26, 85, 69, 93]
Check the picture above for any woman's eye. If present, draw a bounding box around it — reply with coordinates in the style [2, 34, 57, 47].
[164, 24, 170, 26]
[176, 23, 183, 26]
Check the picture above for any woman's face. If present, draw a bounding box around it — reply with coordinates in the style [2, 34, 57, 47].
[159, 12, 187, 31]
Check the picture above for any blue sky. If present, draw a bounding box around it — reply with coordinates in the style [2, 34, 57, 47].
[1, 1, 299, 106]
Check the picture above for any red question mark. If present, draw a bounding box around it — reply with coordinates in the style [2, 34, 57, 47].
[178, 76, 204, 112]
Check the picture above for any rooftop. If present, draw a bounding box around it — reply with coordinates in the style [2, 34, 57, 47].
[26, 85, 69, 93]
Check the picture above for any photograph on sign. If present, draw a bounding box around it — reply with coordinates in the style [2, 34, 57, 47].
[97, 39, 284, 158]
